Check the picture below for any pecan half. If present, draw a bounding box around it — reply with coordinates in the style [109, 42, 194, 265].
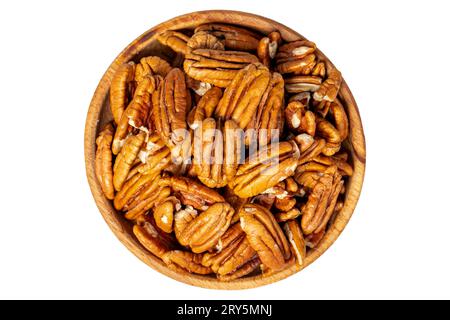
[157, 30, 191, 55]
[184, 49, 259, 88]
[153, 68, 189, 146]
[276, 40, 317, 75]
[159, 176, 224, 210]
[283, 220, 306, 266]
[202, 224, 258, 279]
[239, 204, 291, 271]
[231, 141, 300, 198]
[285, 75, 322, 94]
[215, 63, 271, 129]
[112, 76, 158, 155]
[135, 56, 172, 83]
[162, 250, 212, 275]
[187, 31, 225, 50]
[301, 166, 344, 235]
[256, 31, 281, 67]
[176, 202, 234, 253]
[193, 118, 242, 188]
[187, 86, 222, 129]
[110, 62, 135, 124]
[95, 123, 115, 200]
[113, 131, 146, 191]
[133, 214, 177, 259]
[245, 72, 284, 146]
[194, 23, 261, 51]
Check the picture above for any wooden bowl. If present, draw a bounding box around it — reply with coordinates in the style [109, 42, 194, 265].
[84, 10, 366, 289]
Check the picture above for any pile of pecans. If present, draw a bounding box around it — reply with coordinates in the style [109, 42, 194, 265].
[95, 23, 353, 281]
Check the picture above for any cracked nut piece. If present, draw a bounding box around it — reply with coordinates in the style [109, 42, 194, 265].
[157, 30, 191, 55]
[187, 31, 225, 50]
[176, 202, 235, 253]
[160, 176, 224, 210]
[154, 196, 181, 233]
[215, 63, 271, 129]
[110, 62, 135, 124]
[193, 118, 242, 188]
[231, 141, 300, 198]
[285, 101, 316, 136]
[194, 23, 261, 51]
[239, 204, 291, 271]
[256, 31, 281, 67]
[113, 131, 146, 191]
[313, 65, 342, 102]
[283, 219, 306, 267]
[135, 56, 172, 83]
[245, 72, 284, 146]
[95, 123, 115, 200]
[133, 214, 177, 259]
[162, 250, 213, 275]
[184, 49, 259, 88]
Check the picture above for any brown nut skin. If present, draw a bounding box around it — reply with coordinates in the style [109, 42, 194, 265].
[285, 75, 322, 93]
[110, 62, 135, 124]
[230, 141, 300, 198]
[283, 220, 307, 267]
[177, 202, 235, 253]
[95, 123, 115, 200]
[217, 257, 261, 281]
[187, 31, 225, 50]
[184, 49, 259, 88]
[316, 117, 342, 144]
[124, 186, 171, 221]
[174, 205, 198, 241]
[135, 56, 172, 82]
[329, 99, 349, 141]
[113, 131, 146, 191]
[239, 204, 291, 271]
[275, 208, 302, 222]
[157, 31, 191, 55]
[162, 250, 213, 275]
[215, 63, 271, 129]
[194, 23, 261, 51]
[133, 214, 177, 259]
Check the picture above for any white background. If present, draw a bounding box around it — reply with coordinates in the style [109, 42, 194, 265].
[0, 0, 449, 299]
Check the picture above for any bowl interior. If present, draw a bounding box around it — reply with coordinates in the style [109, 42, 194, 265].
[85, 10, 366, 289]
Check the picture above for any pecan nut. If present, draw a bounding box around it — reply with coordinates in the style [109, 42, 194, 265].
[193, 118, 242, 188]
[215, 63, 271, 129]
[157, 31, 191, 55]
[230, 141, 300, 198]
[275, 40, 317, 75]
[95, 123, 115, 200]
[162, 250, 213, 275]
[313, 64, 342, 102]
[160, 176, 224, 210]
[184, 49, 259, 88]
[187, 86, 222, 129]
[194, 23, 261, 51]
[154, 196, 181, 233]
[176, 202, 234, 253]
[285, 100, 316, 136]
[110, 62, 135, 124]
[187, 31, 225, 51]
[135, 56, 172, 83]
[133, 214, 177, 259]
[283, 220, 306, 266]
[239, 204, 291, 271]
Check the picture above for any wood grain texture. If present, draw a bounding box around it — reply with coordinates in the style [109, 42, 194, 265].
[84, 10, 366, 289]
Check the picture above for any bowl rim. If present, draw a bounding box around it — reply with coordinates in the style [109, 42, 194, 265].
[84, 9, 366, 290]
